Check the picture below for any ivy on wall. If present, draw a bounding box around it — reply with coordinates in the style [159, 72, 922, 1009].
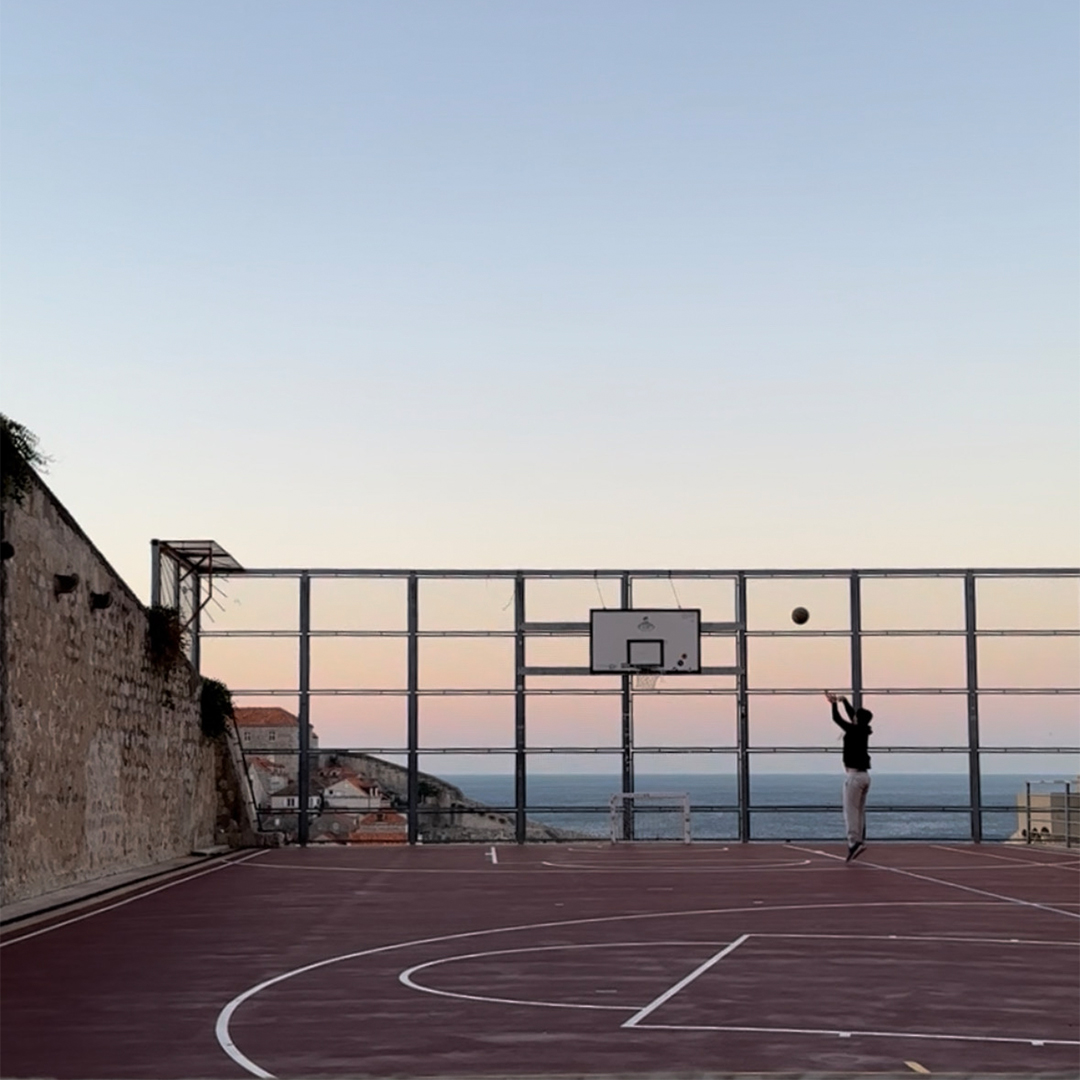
[146, 605, 184, 669]
[200, 678, 234, 739]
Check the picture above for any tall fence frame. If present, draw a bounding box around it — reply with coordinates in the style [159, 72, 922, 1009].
[152, 547, 1080, 845]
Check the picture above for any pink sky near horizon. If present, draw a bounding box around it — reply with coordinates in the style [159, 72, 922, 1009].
[198, 570, 1079, 773]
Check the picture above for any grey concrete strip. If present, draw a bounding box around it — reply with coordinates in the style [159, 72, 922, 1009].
[0, 850, 230, 926]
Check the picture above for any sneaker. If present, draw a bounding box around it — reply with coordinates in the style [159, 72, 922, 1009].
[846, 841, 866, 863]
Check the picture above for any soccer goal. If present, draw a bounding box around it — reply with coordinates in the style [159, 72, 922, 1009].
[609, 791, 692, 844]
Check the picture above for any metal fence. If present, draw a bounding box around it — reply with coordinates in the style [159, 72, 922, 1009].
[153, 545, 1079, 845]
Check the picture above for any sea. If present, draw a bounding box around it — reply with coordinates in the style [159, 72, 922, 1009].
[439, 773, 1072, 843]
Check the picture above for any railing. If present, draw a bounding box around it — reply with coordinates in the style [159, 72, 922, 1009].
[1021, 780, 1077, 848]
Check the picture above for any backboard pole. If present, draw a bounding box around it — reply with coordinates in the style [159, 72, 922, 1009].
[736, 572, 750, 843]
[514, 573, 527, 844]
[620, 572, 634, 841]
[297, 572, 311, 847]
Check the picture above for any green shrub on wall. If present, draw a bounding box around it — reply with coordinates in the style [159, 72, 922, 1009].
[147, 605, 184, 669]
[200, 678, 234, 739]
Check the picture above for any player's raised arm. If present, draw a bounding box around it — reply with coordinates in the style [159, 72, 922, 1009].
[825, 691, 853, 731]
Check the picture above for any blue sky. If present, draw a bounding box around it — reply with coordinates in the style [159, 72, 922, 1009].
[2, 0, 1077, 595]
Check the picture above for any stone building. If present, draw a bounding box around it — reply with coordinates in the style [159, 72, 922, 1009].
[234, 707, 305, 756]
[323, 775, 385, 811]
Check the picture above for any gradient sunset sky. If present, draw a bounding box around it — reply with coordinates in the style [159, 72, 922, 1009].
[2, 3, 1077, 769]
[4, 0, 1077, 585]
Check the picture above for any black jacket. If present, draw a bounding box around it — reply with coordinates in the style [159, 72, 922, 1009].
[832, 698, 872, 771]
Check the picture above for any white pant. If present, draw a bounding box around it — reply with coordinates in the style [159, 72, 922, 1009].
[843, 769, 871, 845]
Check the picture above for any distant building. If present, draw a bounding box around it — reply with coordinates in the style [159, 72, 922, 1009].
[323, 775, 385, 811]
[246, 755, 291, 807]
[269, 777, 325, 812]
[234, 706, 318, 760]
[350, 810, 408, 844]
[233, 717, 412, 844]
[1011, 778, 1079, 845]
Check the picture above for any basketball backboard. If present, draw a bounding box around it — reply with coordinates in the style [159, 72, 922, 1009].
[589, 609, 701, 673]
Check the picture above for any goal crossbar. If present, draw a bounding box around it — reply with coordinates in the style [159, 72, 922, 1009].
[609, 791, 691, 844]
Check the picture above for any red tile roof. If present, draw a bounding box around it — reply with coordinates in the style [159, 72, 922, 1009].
[325, 776, 377, 794]
[248, 756, 288, 772]
[234, 707, 299, 728]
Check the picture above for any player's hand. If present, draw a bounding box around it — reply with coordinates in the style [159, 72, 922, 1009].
[824, 691, 837, 703]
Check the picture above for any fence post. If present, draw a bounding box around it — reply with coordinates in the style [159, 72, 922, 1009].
[150, 540, 161, 608]
[189, 571, 202, 674]
[407, 573, 419, 845]
[736, 573, 750, 843]
[620, 572, 633, 841]
[849, 572, 863, 713]
[297, 572, 310, 846]
[964, 572, 982, 843]
[514, 573, 527, 844]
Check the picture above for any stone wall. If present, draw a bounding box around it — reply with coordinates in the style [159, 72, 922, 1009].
[0, 472, 217, 905]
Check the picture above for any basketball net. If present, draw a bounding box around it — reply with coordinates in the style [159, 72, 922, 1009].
[633, 671, 661, 690]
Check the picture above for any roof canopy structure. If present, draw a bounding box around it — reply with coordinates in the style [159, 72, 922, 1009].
[155, 540, 243, 574]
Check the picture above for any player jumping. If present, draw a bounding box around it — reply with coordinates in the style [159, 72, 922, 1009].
[825, 691, 873, 862]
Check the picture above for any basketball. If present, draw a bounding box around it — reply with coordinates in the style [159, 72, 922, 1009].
[791, 606, 809, 625]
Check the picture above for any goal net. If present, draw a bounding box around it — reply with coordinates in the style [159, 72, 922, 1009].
[609, 791, 691, 844]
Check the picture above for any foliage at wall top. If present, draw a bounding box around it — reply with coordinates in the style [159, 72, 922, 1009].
[147, 605, 184, 670]
[1, 414, 50, 505]
[200, 678, 234, 739]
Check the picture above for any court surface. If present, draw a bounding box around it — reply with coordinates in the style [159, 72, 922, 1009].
[1, 842, 1078, 1079]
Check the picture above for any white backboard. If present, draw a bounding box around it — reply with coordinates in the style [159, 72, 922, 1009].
[589, 609, 701, 673]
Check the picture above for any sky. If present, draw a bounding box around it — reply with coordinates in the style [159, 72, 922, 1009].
[3, 0, 1078, 590]
[2, 1, 1077, 772]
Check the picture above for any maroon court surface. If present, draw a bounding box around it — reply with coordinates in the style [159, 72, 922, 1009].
[1, 842, 1078, 1078]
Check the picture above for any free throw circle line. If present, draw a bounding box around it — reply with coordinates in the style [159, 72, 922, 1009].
[399, 940, 727, 1012]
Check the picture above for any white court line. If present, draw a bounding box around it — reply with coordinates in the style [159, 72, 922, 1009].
[789, 845, 1080, 921]
[541, 858, 1070, 874]
[632, 1022, 1080, 1047]
[214, 898, 1037, 1078]
[621, 935, 749, 1029]
[486, 846, 498, 865]
[540, 859, 812, 872]
[233, 863, 590, 875]
[750, 931, 1078, 946]
[931, 844, 1080, 870]
[0, 851, 268, 949]
[229, 858, 1076, 878]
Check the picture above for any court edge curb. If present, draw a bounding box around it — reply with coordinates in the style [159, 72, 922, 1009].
[0, 847, 251, 930]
